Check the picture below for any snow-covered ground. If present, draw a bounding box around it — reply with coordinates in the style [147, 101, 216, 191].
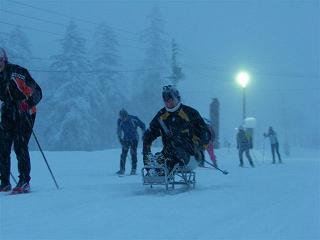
[1, 147, 320, 240]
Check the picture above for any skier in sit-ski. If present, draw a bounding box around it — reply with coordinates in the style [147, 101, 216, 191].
[143, 85, 211, 173]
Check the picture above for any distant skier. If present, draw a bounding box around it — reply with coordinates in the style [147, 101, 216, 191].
[117, 109, 145, 175]
[143, 85, 211, 172]
[0, 48, 42, 193]
[201, 118, 218, 168]
[264, 126, 282, 164]
[236, 126, 254, 168]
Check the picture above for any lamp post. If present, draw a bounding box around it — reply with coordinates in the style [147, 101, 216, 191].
[236, 71, 250, 121]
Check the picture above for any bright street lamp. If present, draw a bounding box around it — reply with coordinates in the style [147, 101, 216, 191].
[236, 71, 250, 121]
[236, 71, 250, 88]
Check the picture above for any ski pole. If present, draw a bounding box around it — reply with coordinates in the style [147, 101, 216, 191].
[26, 116, 60, 190]
[10, 172, 17, 184]
[7, 87, 59, 189]
[204, 160, 229, 175]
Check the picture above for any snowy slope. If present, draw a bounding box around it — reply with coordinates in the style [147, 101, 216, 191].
[1, 148, 319, 240]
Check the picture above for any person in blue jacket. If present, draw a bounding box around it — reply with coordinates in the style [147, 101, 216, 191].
[116, 109, 145, 175]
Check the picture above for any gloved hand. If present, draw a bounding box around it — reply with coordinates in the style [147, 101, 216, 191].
[19, 100, 29, 112]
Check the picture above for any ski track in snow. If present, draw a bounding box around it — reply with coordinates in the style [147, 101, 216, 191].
[1, 148, 319, 240]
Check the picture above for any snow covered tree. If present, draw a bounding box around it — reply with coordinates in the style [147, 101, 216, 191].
[0, 34, 6, 48]
[90, 22, 127, 147]
[135, 6, 170, 120]
[169, 39, 184, 86]
[39, 21, 102, 150]
[5, 26, 32, 67]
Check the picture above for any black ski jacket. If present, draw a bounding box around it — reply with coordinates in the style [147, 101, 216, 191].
[0, 63, 42, 127]
[143, 103, 211, 163]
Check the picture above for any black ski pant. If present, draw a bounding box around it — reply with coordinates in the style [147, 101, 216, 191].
[239, 147, 254, 167]
[120, 140, 138, 171]
[271, 143, 282, 163]
[0, 113, 35, 185]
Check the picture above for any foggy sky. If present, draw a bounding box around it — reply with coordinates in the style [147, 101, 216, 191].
[0, 0, 319, 148]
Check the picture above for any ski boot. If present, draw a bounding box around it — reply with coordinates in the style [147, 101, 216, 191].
[0, 182, 12, 192]
[12, 180, 30, 194]
[116, 170, 125, 176]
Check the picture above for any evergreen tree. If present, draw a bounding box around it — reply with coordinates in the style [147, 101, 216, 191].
[169, 39, 184, 86]
[6, 26, 32, 67]
[0, 34, 6, 48]
[39, 21, 102, 150]
[90, 23, 127, 147]
[136, 6, 170, 120]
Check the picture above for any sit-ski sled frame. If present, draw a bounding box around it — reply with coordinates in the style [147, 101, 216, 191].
[141, 163, 196, 190]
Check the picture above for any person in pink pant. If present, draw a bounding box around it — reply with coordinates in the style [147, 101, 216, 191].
[207, 141, 217, 167]
[203, 118, 218, 168]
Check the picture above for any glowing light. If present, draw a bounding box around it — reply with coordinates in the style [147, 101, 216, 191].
[236, 71, 250, 88]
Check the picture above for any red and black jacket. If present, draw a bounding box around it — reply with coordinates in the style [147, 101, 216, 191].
[0, 63, 42, 120]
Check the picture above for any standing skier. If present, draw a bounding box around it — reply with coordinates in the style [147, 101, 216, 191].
[143, 85, 211, 171]
[236, 126, 254, 168]
[204, 118, 218, 168]
[264, 126, 282, 164]
[0, 48, 42, 192]
[117, 109, 145, 175]
[198, 118, 217, 168]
